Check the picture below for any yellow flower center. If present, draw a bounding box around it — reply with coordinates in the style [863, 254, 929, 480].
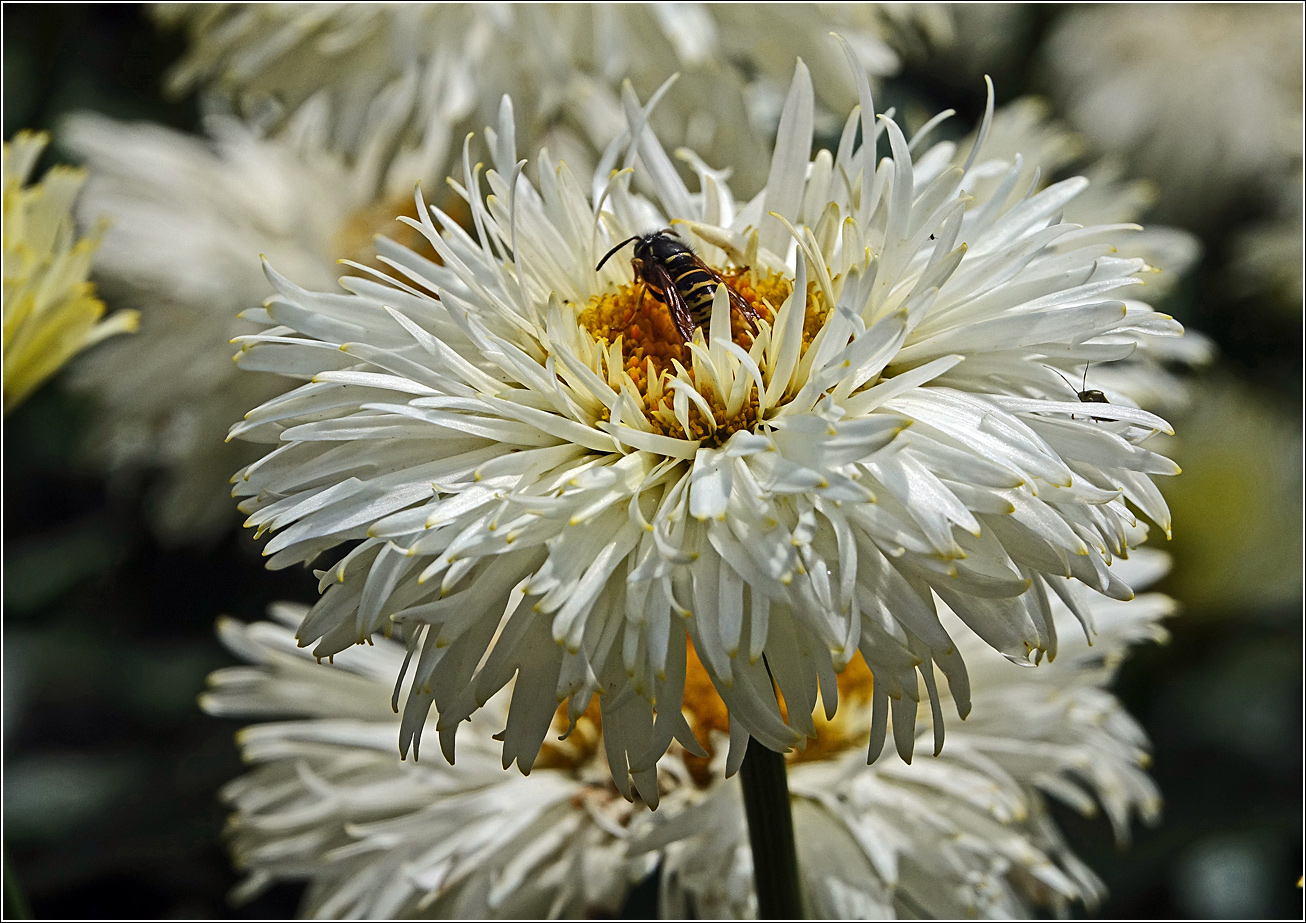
[577, 267, 826, 446]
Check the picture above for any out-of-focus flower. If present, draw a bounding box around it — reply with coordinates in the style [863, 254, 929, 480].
[207, 552, 1173, 917]
[60, 89, 462, 542]
[2, 131, 137, 414]
[1042, 4, 1303, 224]
[154, 3, 953, 195]
[228, 52, 1184, 795]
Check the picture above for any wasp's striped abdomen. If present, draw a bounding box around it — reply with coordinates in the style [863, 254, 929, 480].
[663, 251, 719, 328]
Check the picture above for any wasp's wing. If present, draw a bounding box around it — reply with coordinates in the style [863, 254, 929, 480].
[647, 261, 698, 342]
[696, 259, 761, 333]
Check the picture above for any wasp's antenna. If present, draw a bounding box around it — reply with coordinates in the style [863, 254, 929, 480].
[596, 236, 641, 272]
[1081, 362, 1091, 392]
[1045, 364, 1077, 395]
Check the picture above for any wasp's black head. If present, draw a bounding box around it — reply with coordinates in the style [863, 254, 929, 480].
[596, 228, 686, 272]
[633, 229, 688, 263]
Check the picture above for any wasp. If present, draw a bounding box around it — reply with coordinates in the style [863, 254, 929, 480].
[595, 230, 761, 343]
[1049, 363, 1111, 421]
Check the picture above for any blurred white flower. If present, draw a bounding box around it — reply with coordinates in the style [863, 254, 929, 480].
[229, 51, 1184, 795]
[207, 552, 1173, 917]
[3, 131, 137, 414]
[1043, 4, 1303, 223]
[154, 2, 953, 194]
[61, 86, 463, 541]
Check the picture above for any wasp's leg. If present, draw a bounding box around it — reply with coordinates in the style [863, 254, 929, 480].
[705, 265, 762, 333]
[726, 284, 762, 333]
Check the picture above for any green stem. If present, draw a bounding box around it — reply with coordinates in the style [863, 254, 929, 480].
[739, 737, 803, 919]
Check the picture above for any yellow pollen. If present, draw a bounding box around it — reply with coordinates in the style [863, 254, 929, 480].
[577, 268, 824, 446]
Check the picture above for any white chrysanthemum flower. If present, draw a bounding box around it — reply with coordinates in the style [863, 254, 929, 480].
[206, 553, 1173, 918]
[61, 89, 464, 541]
[3, 131, 138, 414]
[230, 51, 1184, 797]
[155, 3, 952, 194]
[1043, 3, 1303, 222]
